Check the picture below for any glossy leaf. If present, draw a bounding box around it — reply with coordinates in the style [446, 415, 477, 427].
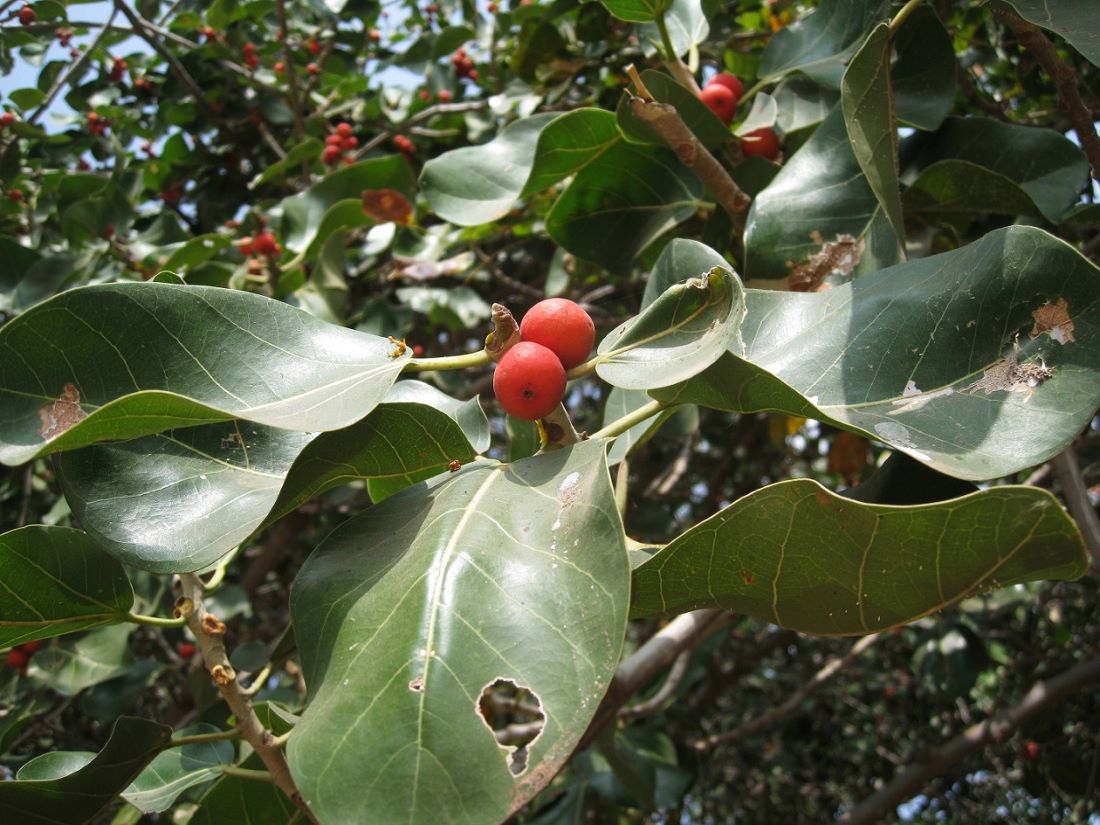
[60, 388, 486, 573]
[841, 24, 904, 241]
[1001, 0, 1100, 67]
[655, 226, 1100, 480]
[598, 0, 665, 23]
[905, 117, 1089, 223]
[122, 724, 236, 814]
[631, 480, 1087, 634]
[0, 526, 133, 648]
[759, 0, 889, 87]
[745, 106, 901, 283]
[733, 93, 778, 137]
[16, 751, 95, 780]
[596, 267, 745, 390]
[641, 238, 730, 310]
[251, 137, 324, 189]
[0, 282, 407, 466]
[892, 6, 955, 130]
[605, 387, 663, 465]
[773, 76, 839, 134]
[288, 439, 629, 825]
[0, 716, 171, 825]
[420, 113, 559, 226]
[523, 108, 621, 195]
[638, 0, 709, 56]
[31, 624, 137, 695]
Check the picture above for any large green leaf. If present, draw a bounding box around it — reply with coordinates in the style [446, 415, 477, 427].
[598, 0, 665, 23]
[545, 137, 703, 272]
[0, 716, 171, 825]
[0, 526, 133, 648]
[759, 0, 889, 88]
[841, 24, 904, 242]
[744, 106, 901, 283]
[522, 109, 622, 195]
[30, 624, 137, 695]
[630, 480, 1087, 634]
[420, 113, 559, 226]
[0, 282, 407, 466]
[122, 724, 236, 814]
[638, 0, 709, 56]
[595, 267, 745, 390]
[1000, 0, 1100, 68]
[60, 387, 487, 573]
[905, 117, 1089, 223]
[288, 439, 629, 825]
[892, 5, 955, 131]
[654, 226, 1100, 480]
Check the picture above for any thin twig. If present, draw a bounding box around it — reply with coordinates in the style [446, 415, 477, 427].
[178, 573, 318, 823]
[113, 1, 211, 114]
[620, 648, 692, 721]
[358, 100, 489, 156]
[274, 0, 306, 146]
[1050, 447, 1100, 573]
[996, 8, 1100, 183]
[29, 8, 120, 126]
[841, 656, 1100, 825]
[691, 633, 880, 749]
[574, 608, 733, 754]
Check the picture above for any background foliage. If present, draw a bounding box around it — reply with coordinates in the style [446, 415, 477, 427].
[0, 0, 1098, 823]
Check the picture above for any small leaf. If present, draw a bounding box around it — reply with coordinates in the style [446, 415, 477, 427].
[631, 480, 1088, 634]
[841, 24, 905, 242]
[250, 137, 324, 189]
[597, 267, 745, 389]
[0, 526, 133, 648]
[0, 716, 171, 825]
[123, 724, 236, 814]
[288, 439, 629, 825]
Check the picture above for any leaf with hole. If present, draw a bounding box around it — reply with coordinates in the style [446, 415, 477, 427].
[288, 439, 629, 825]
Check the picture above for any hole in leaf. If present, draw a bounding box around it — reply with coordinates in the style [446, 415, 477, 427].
[476, 677, 545, 776]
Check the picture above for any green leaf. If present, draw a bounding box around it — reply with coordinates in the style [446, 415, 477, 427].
[0, 716, 171, 825]
[31, 624, 136, 695]
[281, 155, 414, 254]
[654, 226, 1100, 480]
[733, 92, 778, 137]
[638, 0, 709, 55]
[16, 752, 95, 780]
[1000, 0, 1100, 68]
[604, 387, 680, 465]
[631, 480, 1087, 633]
[616, 71, 732, 150]
[599, 0, 665, 24]
[0, 282, 407, 466]
[523, 108, 622, 195]
[252, 138, 325, 189]
[759, 0, 889, 88]
[546, 134, 703, 272]
[841, 24, 904, 242]
[122, 724, 236, 814]
[905, 117, 1089, 223]
[288, 439, 629, 825]
[772, 76, 839, 135]
[596, 267, 745, 389]
[60, 386, 487, 573]
[891, 5, 955, 131]
[420, 113, 559, 226]
[745, 105, 902, 283]
[9, 87, 44, 111]
[641, 237, 730, 309]
[0, 526, 133, 647]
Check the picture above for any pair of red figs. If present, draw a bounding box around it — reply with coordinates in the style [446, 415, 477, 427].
[494, 299, 595, 420]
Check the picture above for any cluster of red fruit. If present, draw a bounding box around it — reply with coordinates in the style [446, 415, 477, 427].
[494, 299, 595, 420]
[323, 122, 358, 164]
[243, 42, 260, 70]
[17, 5, 34, 25]
[109, 56, 128, 83]
[237, 231, 281, 258]
[451, 47, 478, 82]
[87, 111, 109, 136]
[56, 26, 74, 47]
[6, 640, 42, 675]
[418, 88, 453, 103]
[393, 134, 415, 157]
[699, 72, 781, 161]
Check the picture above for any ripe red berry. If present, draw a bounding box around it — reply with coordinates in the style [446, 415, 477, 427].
[243, 42, 257, 56]
[368, 29, 381, 42]
[8, 188, 23, 202]
[201, 26, 218, 42]
[437, 89, 452, 102]
[0, 112, 15, 127]
[493, 341, 567, 421]
[253, 232, 279, 257]
[274, 61, 285, 74]
[741, 127, 781, 160]
[237, 236, 255, 255]
[307, 37, 321, 55]
[700, 83, 736, 125]
[519, 298, 595, 370]
[307, 62, 319, 75]
[177, 642, 196, 658]
[336, 122, 353, 137]
[6, 648, 29, 672]
[706, 72, 743, 106]
[393, 135, 415, 155]
[18, 5, 35, 26]
[1021, 740, 1040, 762]
[322, 144, 342, 164]
[418, 89, 432, 102]
[18, 640, 41, 654]
[341, 136, 358, 150]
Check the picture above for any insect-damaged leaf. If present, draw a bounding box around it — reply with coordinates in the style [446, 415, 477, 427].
[288, 439, 629, 825]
